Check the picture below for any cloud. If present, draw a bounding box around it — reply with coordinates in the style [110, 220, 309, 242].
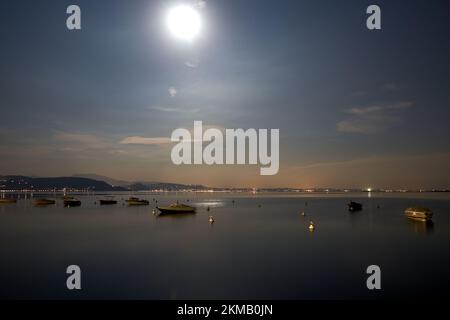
[52, 131, 134, 157]
[53, 131, 108, 148]
[168, 87, 177, 97]
[337, 101, 414, 134]
[151, 106, 199, 113]
[119, 136, 172, 145]
[119, 124, 226, 146]
[346, 101, 413, 116]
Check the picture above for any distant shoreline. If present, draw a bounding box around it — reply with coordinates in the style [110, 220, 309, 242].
[1, 175, 448, 194]
[1, 189, 449, 194]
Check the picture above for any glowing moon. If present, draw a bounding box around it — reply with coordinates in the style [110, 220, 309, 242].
[167, 5, 202, 41]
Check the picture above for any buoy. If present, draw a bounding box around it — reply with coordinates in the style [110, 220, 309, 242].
[207, 206, 210, 212]
[209, 215, 214, 224]
[309, 221, 315, 232]
[152, 209, 156, 214]
[301, 211, 306, 216]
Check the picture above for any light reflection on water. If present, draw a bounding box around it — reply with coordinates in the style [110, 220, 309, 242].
[0, 192, 449, 299]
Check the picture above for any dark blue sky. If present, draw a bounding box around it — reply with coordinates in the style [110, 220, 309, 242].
[1, 0, 449, 188]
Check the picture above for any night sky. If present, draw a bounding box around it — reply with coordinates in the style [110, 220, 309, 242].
[1, 0, 449, 188]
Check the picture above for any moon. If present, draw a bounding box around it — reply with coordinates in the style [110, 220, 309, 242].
[167, 5, 202, 41]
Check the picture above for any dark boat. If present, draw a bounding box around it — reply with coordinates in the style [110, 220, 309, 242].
[405, 207, 433, 221]
[34, 199, 56, 206]
[64, 199, 81, 207]
[348, 201, 363, 212]
[99, 199, 117, 205]
[157, 203, 196, 215]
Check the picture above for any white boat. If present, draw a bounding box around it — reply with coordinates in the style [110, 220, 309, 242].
[405, 207, 433, 221]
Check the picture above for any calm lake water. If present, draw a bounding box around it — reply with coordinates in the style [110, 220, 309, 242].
[1, 192, 449, 299]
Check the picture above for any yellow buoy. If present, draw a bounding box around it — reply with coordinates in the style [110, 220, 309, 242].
[309, 221, 315, 232]
[209, 215, 215, 224]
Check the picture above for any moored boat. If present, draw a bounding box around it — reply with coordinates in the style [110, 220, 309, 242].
[0, 198, 17, 204]
[157, 203, 196, 215]
[405, 207, 433, 221]
[127, 198, 149, 205]
[34, 199, 56, 206]
[64, 199, 81, 207]
[348, 201, 363, 212]
[99, 199, 118, 205]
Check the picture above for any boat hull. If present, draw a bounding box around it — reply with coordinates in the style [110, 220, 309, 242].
[99, 200, 117, 205]
[348, 202, 363, 212]
[157, 206, 196, 215]
[64, 200, 81, 207]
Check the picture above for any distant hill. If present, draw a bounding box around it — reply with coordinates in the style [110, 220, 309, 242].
[128, 182, 207, 191]
[0, 174, 208, 192]
[0, 175, 127, 191]
[72, 173, 130, 187]
[72, 173, 207, 191]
